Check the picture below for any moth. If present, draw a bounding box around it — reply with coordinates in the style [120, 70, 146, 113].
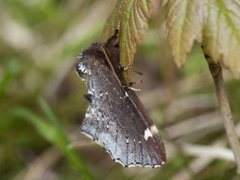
[75, 30, 166, 167]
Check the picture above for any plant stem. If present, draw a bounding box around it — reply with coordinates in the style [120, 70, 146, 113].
[206, 60, 240, 174]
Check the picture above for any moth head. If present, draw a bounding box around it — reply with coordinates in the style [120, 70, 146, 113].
[75, 53, 95, 79]
[75, 43, 106, 79]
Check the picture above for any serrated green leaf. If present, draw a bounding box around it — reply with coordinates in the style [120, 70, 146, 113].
[165, 0, 240, 78]
[101, 0, 152, 68]
[166, 0, 203, 67]
[160, 0, 168, 8]
[202, 0, 240, 78]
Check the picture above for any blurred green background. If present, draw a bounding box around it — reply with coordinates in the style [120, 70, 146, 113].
[1, 0, 240, 179]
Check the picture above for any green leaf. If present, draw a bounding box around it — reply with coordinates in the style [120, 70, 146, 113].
[202, 1, 240, 78]
[164, 0, 240, 78]
[165, 0, 203, 67]
[101, 0, 152, 68]
[7, 105, 93, 180]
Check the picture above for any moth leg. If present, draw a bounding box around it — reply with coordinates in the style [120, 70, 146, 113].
[129, 80, 143, 87]
[84, 93, 94, 103]
[128, 87, 141, 92]
[123, 65, 143, 76]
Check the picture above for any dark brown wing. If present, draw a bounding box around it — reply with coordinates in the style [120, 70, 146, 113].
[80, 63, 166, 167]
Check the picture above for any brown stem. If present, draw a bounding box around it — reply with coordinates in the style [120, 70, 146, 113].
[206, 59, 240, 174]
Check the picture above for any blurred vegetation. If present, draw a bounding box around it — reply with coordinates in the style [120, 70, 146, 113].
[0, 0, 240, 179]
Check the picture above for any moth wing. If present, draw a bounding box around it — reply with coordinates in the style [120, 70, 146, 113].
[80, 64, 166, 167]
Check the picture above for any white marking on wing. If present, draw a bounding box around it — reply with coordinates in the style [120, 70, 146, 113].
[150, 125, 159, 134]
[126, 137, 129, 144]
[144, 128, 153, 141]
